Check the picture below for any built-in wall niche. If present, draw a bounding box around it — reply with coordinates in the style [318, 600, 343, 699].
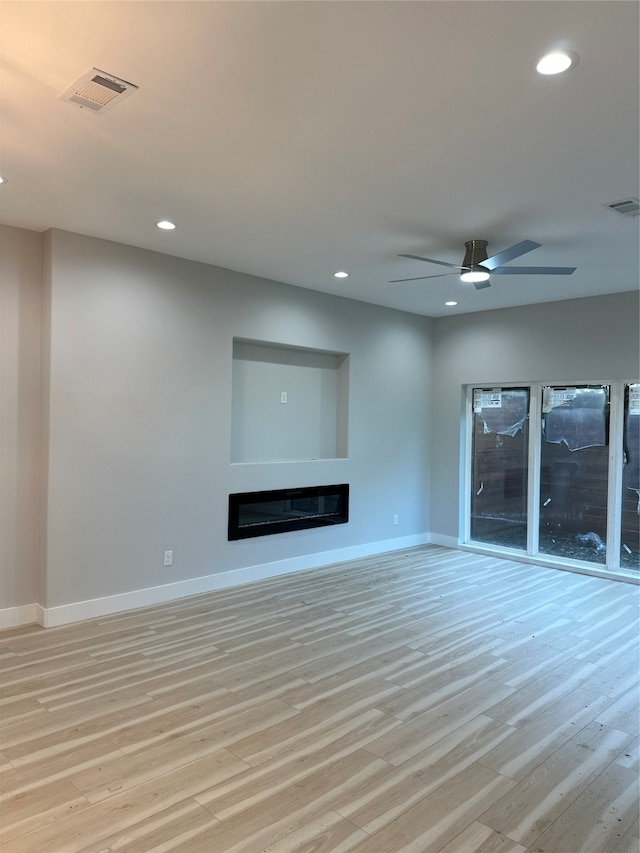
[231, 339, 349, 463]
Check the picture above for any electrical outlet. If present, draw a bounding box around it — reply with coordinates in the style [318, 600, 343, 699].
[163, 550, 173, 567]
[393, 514, 398, 526]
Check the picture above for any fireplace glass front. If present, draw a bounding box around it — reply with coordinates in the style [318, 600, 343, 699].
[228, 484, 349, 540]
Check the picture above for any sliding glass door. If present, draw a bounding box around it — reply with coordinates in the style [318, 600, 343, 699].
[539, 386, 609, 565]
[466, 381, 638, 578]
[470, 388, 529, 551]
[621, 384, 640, 570]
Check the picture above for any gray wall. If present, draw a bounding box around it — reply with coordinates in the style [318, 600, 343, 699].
[430, 291, 640, 541]
[231, 341, 348, 463]
[0, 226, 43, 609]
[39, 229, 432, 607]
[2, 222, 637, 615]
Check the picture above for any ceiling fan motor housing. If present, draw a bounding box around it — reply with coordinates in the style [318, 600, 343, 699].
[462, 239, 489, 272]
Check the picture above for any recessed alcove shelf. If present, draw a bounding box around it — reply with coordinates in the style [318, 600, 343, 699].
[231, 339, 349, 463]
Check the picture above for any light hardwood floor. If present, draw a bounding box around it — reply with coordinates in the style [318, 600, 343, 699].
[1, 546, 638, 852]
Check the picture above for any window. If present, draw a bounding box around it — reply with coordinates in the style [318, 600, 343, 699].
[466, 382, 638, 579]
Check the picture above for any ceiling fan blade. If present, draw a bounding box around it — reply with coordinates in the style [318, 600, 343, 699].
[389, 272, 455, 283]
[398, 253, 462, 270]
[483, 239, 541, 270]
[490, 266, 576, 275]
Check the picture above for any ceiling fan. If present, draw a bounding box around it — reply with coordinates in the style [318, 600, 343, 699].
[390, 239, 577, 290]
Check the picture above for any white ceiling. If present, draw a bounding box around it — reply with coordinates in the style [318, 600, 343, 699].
[1, 0, 638, 317]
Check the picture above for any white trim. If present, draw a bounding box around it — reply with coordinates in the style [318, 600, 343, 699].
[0, 604, 38, 630]
[528, 383, 542, 555]
[606, 380, 625, 566]
[461, 387, 472, 544]
[458, 541, 639, 585]
[23, 534, 432, 629]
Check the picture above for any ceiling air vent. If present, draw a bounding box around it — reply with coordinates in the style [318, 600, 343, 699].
[61, 68, 139, 113]
[604, 197, 640, 218]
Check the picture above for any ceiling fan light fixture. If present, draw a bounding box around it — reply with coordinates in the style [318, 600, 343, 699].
[460, 266, 490, 284]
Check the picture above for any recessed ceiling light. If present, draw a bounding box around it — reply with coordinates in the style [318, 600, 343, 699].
[445, 301, 458, 306]
[536, 50, 578, 75]
[334, 271, 349, 278]
[156, 220, 176, 230]
[0, 176, 7, 185]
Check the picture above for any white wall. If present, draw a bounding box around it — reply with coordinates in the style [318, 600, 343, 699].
[39, 229, 432, 611]
[0, 226, 42, 615]
[430, 291, 640, 542]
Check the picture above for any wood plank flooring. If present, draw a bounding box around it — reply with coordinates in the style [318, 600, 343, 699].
[0, 546, 638, 852]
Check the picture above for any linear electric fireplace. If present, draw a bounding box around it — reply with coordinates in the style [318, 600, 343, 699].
[228, 484, 349, 540]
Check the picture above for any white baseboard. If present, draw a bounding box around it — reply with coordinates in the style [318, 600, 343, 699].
[0, 604, 38, 630]
[5, 533, 432, 629]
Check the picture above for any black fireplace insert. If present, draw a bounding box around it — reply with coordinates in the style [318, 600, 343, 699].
[228, 484, 349, 540]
